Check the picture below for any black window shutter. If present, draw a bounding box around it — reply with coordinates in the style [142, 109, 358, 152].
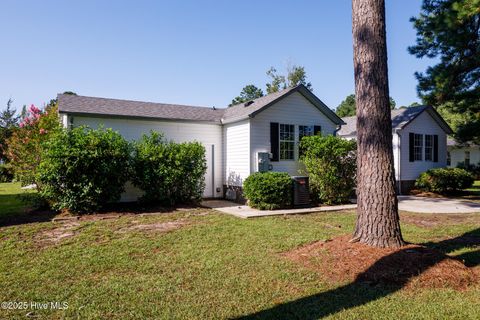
[409, 132, 414, 162]
[270, 122, 279, 162]
[314, 125, 321, 136]
[433, 135, 438, 162]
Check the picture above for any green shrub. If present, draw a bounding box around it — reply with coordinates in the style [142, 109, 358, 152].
[37, 127, 131, 213]
[243, 172, 293, 210]
[132, 131, 207, 205]
[300, 135, 356, 204]
[457, 161, 480, 179]
[0, 163, 14, 182]
[415, 167, 474, 194]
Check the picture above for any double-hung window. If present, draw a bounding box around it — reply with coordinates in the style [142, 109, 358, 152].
[280, 124, 295, 160]
[425, 134, 433, 161]
[299, 125, 314, 141]
[414, 134, 423, 161]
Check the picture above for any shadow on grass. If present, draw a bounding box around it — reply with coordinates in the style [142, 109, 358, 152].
[0, 193, 57, 227]
[234, 229, 479, 320]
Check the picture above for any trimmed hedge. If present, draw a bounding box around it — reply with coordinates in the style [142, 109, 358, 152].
[415, 167, 474, 194]
[300, 135, 356, 204]
[243, 172, 293, 210]
[132, 131, 207, 205]
[37, 127, 131, 213]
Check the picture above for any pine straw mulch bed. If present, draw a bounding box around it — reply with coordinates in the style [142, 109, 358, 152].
[282, 235, 479, 291]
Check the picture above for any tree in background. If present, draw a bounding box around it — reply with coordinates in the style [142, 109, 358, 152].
[335, 94, 356, 117]
[231, 65, 313, 104]
[266, 65, 313, 94]
[6, 103, 61, 185]
[409, 0, 480, 143]
[436, 103, 469, 132]
[265, 67, 286, 94]
[0, 99, 20, 161]
[229, 85, 264, 106]
[336, 94, 396, 117]
[351, 0, 405, 247]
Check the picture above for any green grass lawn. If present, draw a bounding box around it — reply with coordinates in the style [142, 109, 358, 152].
[0, 182, 35, 220]
[467, 180, 480, 193]
[0, 183, 479, 319]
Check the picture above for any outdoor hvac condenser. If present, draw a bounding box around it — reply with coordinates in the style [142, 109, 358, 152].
[292, 176, 310, 207]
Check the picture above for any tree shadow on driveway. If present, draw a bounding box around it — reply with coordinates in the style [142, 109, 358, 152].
[234, 228, 479, 320]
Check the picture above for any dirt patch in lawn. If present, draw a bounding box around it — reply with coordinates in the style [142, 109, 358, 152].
[116, 219, 188, 234]
[283, 235, 478, 291]
[400, 213, 480, 228]
[34, 220, 82, 246]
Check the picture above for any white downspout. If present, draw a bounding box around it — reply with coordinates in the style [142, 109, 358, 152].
[395, 129, 402, 195]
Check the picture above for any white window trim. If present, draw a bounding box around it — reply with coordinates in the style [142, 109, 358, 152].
[425, 134, 433, 162]
[414, 133, 423, 161]
[279, 124, 295, 161]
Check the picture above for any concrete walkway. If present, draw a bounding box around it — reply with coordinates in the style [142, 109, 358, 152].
[202, 200, 356, 218]
[202, 196, 480, 218]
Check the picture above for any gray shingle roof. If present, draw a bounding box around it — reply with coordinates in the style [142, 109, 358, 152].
[58, 94, 225, 123]
[222, 85, 344, 125]
[57, 85, 344, 126]
[221, 87, 295, 123]
[338, 106, 433, 136]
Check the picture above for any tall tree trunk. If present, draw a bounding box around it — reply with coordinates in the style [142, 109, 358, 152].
[351, 0, 405, 248]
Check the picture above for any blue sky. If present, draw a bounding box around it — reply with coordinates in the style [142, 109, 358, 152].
[0, 0, 434, 112]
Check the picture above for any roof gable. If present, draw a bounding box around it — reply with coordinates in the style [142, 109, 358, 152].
[338, 106, 453, 136]
[222, 85, 345, 125]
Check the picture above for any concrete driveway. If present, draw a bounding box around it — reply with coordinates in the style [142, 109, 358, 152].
[397, 195, 480, 213]
[203, 196, 480, 218]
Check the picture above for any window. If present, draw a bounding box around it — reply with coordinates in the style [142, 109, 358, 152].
[425, 135, 433, 161]
[280, 124, 295, 160]
[299, 125, 314, 141]
[447, 152, 451, 166]
[465, 151, 470, 167]
[414, 134, 423, 161]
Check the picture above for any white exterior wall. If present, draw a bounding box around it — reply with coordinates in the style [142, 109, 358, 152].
[70, 116, 223, 200]
[249, 92, 338, 176]
[448, 146, 480, 168]
[399, 111, 447, 181]
[223, 120, 250, 186]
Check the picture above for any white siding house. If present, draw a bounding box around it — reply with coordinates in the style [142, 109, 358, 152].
[249, 92, 338, 176]
[338, 106, 453, 193]
[58, 85, 344, 202]
[447, 139, 480, 169]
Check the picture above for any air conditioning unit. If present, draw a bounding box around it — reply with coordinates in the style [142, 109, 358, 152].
[292, 176, 310, 207]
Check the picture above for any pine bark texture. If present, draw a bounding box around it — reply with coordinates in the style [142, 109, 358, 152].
[351, 0, 405, 248]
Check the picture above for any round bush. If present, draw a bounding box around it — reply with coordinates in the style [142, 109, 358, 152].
[243, 172, 293, 210]
[37, 127, 131, 213]
[415, 167, 474, 194]
[300, 135, 356, 204]
[132, 131, 207, 205]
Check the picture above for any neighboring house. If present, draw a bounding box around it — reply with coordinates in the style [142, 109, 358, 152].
[57, 85, 344, 202]
[338, 106, 453, 193]
[447, 138, 480, 168]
